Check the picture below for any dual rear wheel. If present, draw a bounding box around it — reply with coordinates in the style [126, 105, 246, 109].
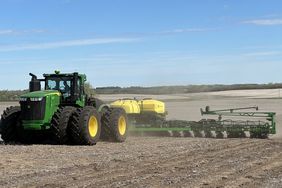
[100, 107, 128, 142]
[68, 106, 101, 145]
[50, 106, 128, 145]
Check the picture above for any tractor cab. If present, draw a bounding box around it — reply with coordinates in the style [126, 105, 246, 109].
[29, 71, 86, 107]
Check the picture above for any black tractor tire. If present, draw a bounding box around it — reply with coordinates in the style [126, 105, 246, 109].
[86, 98, 104, 109]
[99, 106, 111, 140]
[69, 106, 101, 145]
[50, 106, 76, 144]
[101, 108, 128, 142]
[0, 106, 21, 143]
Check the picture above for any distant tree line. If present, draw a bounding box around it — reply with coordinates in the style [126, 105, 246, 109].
[0, 90, 27, 101]
[96, 83, 282, 94]
[1, 83, 282, 101]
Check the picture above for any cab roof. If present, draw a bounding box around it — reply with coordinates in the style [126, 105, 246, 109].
[43, 72, 86, 81]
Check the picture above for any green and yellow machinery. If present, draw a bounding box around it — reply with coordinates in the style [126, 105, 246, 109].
[0, 71, 128, 145]
[0, 72, 277, 145]
[110, 99, 276, 139]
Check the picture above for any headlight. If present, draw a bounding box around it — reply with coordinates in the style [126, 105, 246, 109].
[30, 97, 43, 101]
[19, 98, 27, 102]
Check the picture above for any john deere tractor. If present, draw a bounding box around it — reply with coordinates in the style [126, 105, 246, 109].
[0, 71, 128, 145]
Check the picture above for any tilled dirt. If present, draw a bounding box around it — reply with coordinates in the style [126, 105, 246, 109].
[1, 92, 282, 188]
[0, 137, 281, 188]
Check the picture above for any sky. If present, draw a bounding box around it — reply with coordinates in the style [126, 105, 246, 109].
[0, 0, 282, 89]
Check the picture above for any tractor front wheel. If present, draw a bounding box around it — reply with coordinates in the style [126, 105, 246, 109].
[0, 106, 21, 143]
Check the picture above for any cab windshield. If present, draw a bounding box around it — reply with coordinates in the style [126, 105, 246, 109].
[45, 77, 72, 97]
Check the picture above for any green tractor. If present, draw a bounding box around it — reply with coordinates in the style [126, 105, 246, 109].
[0, 71, 128, 145]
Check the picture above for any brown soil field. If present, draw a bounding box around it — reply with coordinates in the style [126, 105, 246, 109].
[0, 89, 281, 187]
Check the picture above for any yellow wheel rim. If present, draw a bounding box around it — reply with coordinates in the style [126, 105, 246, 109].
[118, 116, 127, 136]
[88, 115, 98, 137]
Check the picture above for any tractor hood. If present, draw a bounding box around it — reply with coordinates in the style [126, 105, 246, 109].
[20, 90, 61, 98]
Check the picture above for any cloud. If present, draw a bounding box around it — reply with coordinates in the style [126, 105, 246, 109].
[0, 30, 15, 35]
[242, 19, 282, 25]
[159, 28, 217, 34]
[0, 29, 48, 35]
[243, 51, 282, 57]
[0, 37, 139, 52]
